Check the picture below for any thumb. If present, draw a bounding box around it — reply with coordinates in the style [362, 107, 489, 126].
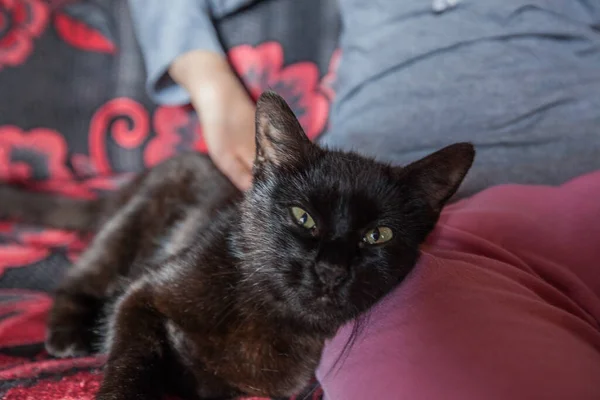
[214, 153, 253, 191]
[239, 145, 256, 172]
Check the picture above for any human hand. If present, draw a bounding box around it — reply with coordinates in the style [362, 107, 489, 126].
[170, 51, 256, 191]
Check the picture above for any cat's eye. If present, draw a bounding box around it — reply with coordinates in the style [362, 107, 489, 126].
[290, 206, 316, 230]
[362, 227, 393, 245]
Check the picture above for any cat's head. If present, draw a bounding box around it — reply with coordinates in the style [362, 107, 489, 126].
[236, 91, 474, 333]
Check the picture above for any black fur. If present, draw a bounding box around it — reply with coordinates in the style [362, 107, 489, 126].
[0, 91, 475, 399]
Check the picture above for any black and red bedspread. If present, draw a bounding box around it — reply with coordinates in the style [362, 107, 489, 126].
[0, 0, 340, 397]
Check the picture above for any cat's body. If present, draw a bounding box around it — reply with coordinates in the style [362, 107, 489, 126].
[0, 92, 475, 399]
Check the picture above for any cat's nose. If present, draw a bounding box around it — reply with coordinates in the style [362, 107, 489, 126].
[314, 262, 348, 289]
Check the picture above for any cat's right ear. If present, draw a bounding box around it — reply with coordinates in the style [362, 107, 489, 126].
[254, 91, 314, 170]
[398, 143, 475, 211]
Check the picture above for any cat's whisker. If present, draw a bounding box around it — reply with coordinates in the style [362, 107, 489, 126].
[239, 264, 269, 285]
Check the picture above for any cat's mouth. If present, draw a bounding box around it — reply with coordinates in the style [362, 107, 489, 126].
[299, 292, 356, 328]
[306, 289, 346, 313]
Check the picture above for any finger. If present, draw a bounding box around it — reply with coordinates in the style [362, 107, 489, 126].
[238, 146, 256, 172]
[215, 154, 253, 191]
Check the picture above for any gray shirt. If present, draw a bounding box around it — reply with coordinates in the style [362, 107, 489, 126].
[128, 0, 600, 196]
[128, 0, 258, 105]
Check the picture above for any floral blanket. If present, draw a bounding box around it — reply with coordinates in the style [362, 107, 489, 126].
[0, 0, 339, 398]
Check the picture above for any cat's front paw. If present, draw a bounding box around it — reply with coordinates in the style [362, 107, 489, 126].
[45, 326, 93, 358]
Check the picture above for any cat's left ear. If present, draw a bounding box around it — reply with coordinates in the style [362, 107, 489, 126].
[254, 91, 314, 169]
[398, 143, 475, 211]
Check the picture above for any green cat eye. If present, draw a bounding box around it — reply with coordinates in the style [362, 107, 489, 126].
[290, 206, 316, 230]
[363, 227, 393, 245]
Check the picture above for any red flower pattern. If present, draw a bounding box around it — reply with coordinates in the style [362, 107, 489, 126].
[53, 12, 116, 54]
[17, 226, 88, 251]
[22, 176, 125, 200]
[320, 48, 341, 101]
[0, 126, 71, 183]
[0, 244, 49, 277]
[0, 354, 28, 370]
[145, 104, 204, 167]
[3, 370, 102, 400]
[88, 97, 150, 175]
[0, 354, 105, 381]
[0, 37, 330, 400]
[228, 42, 329, 140]
[0, 290, 52, 347]
[0, 0, 48, 70]
[0, 223, 88, 277]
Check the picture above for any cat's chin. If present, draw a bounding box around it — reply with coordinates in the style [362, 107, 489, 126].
[296, 294, 357, 329]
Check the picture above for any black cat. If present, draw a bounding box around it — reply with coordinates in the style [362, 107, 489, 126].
[0, 92, 475, 399]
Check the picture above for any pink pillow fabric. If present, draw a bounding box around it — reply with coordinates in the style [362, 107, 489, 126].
[318, 171, 600, 400]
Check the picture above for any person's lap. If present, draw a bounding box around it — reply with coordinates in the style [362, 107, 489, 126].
[317, 171, 600, 399]
[321, 0, 600, 197]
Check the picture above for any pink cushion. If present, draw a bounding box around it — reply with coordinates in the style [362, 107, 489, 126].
[318, 171, 600, 400]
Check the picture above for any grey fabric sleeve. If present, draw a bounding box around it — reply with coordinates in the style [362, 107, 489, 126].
[127, 0, 224, 105]
[322, 0, 600, 198]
